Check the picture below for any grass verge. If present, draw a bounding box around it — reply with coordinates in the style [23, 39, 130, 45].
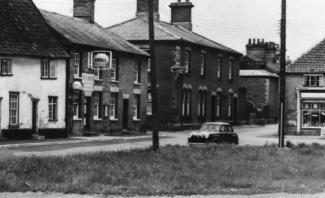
[0, 144, 325, 196]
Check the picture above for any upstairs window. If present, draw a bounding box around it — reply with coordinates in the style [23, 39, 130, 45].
[175, 46, 181, 66]
[1, 59, 12, 75]
[134, 60, 141, 84]
[217, 57, 222, 80]
[304, 75, 323, 87]
[184, 50, 191, 74]
[41, 60, 57, 79]
[94, 67, 103, 80]
[228, 59, 233, 81]
[200, 53, 206, 77]
[74, 52, 81, 77]
[111, 58, 119, 82]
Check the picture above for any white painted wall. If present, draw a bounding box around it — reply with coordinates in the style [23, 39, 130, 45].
[0, 56, 66, 130]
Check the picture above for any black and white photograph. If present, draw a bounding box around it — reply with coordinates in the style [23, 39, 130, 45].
[1, 0, 325, 197]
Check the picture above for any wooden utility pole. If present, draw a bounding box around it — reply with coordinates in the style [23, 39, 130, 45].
[148, 0, 159, 151]
[278, 0, 286, 148]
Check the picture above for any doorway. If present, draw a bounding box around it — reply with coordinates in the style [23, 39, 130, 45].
[84, 97, 91, 130]
[122, 99, 129, 130]
[211, 95, 216, 122]
[32, 99, 39, 133]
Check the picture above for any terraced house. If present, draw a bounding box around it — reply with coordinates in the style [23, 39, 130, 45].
[286, 38, 325, 135]
[0, 0, 69, 139]
[42, 0, 149, 135]
[108, 0, 242, 129]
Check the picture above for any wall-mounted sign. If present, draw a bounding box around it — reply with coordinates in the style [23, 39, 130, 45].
[82, 73, 94, 97]
[91, 51, 112, 69]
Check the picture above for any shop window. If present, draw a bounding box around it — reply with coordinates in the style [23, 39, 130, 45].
[9, 92, 19, 126]
[1, 59, 12, 76]
[304, 75, 323, 87]
[41, 60, 57, 79]
[302, 101, 325, 128]
[49, 96, 58, 121]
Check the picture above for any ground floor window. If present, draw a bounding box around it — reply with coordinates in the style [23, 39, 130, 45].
[49, 96, 58, 121]
[182, 88, 192, 119]
[133, 94, 140, 120]
[216, 91, 222, 118]
[198, 90, 207, 121]
[9, 92, 19, 126]
[302, 100, 325, 128]
[73, 90, 82, 119]
[93, 92, 102, 119]
[147, 90, 152, 115]
[110, 93, 118, 120]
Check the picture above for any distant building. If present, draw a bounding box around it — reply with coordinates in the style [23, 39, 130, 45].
[286, 38, 325, 135]
[42, 0, 149, 134]
[0, 0, 69, 139]
[107, 0, 242, 129]
[239, 39, 279, 123]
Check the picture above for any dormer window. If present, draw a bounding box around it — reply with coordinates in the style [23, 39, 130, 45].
[304, 74, 323, 87]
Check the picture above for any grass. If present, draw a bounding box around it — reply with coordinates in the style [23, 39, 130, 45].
[0, 144, 325, 196]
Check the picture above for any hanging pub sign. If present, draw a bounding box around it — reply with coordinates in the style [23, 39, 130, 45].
[92, 51, 112, 69]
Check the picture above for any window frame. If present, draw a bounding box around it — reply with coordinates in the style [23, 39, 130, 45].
[217, 56, 222, 80]
[200, 52, 206, 78]
[48, 96, 58, 121]
[109, 93, 118, 120]
[228, 59, 233, 81]
[73, 52, 81, 78]
[41, 59, 57, 80]
[9, 92, 19, 127]
[111, 58, 119, 82]
[184, 50, 191, 74]
[93, 92, 102, 120]
[134, 60, 142, 84]
[303, 74, 323, 87]
[73, 90, 82, 120]
[1, 59, 13, 76]
[133, 94, 141, 121]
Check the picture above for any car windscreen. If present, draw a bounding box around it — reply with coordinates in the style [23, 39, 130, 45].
[220, 125, 233, 132]
[200, 124, 220, 132]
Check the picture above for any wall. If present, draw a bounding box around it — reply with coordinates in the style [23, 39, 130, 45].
[0, 56, 66, 135]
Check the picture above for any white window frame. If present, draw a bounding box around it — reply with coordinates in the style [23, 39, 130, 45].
[9, 92, 19, 126]
[49, 96, 58, 121]
[93, 92, 101, 120]
[110, 93, 118, 120]
[304, 74, 323, 87]
[1, 59, 12, 75]
[41, 60, 57, 79]
[133, 94, 141, 121]
[111, 58, 118, 82]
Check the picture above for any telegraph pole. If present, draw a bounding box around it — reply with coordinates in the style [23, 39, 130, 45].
[148, 0, 159, 151]
[278, 0, 286, 148]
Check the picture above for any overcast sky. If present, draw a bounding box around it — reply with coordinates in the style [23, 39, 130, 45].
[34, 0, 325, 60]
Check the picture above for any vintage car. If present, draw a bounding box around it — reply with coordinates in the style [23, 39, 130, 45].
[188, 122, 239, 144]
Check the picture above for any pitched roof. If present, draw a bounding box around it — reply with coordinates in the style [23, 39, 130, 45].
[240, 70, 279, 78]
[287, 38, 325, 73]
[107, 17, 241, 55]
[0, 0, 68, 58]
[41, 10, 147, 56]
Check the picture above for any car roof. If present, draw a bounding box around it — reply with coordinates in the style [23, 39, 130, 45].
[203, 122, 231, 125]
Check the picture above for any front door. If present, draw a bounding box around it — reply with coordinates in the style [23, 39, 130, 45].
[211, 95, 216, 122]
[32, 99, 39, 133]
[84, 97, 91, 130]
[123, 99, 129, 130]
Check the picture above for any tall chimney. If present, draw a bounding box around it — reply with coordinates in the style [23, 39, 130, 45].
[136, 0, 160, 21]
[169, 0, 194, 31]
[73, 0, 96, 23]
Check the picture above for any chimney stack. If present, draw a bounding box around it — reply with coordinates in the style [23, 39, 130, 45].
[169, 0, 194, 31]
[136, 0, 160, 21]
[73, 0, 96, 23]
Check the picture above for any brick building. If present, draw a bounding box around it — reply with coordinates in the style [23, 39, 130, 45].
[42, 0, 149, 135]
[239, 39, 279, 123]
[286, 38, 325, 135]
[0, 0, 69, 139]
[108, 0, 242, 129]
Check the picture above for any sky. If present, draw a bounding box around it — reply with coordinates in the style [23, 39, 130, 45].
[33, 0, 325, 60]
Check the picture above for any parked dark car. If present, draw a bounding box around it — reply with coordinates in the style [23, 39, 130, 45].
[188, 122, 239, 144]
